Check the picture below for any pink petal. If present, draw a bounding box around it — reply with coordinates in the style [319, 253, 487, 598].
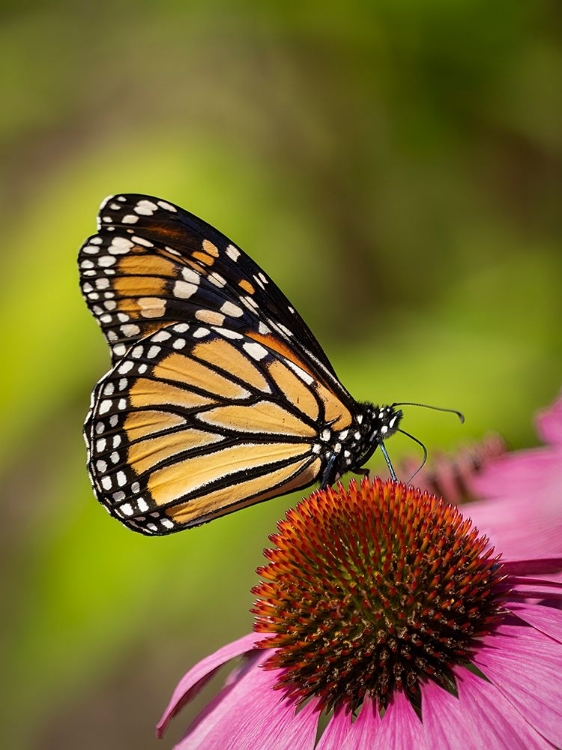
[508, 602, 562, 642]
[339, 700, 381, 750]
[316, 706, 352, 749]
[501, 558, 562, 576]
[157, 633, 258, 737]
[176, 662, 318, 750]
[422, 669, 552, 749]
[536, 394, 562, 445]
[474, 623, 562, 747]
[466, 483, 562, 559]
[371, 691, 429, 750]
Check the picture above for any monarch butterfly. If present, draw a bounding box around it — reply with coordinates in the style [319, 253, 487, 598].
[79, 194, 405, 536]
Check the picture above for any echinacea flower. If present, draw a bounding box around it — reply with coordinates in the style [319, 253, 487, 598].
[157, 478, 562, 749]
[401, 433, 506, 505]
[466, 392, 562, 559]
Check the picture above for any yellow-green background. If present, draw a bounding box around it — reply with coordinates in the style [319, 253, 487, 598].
[1, 2, 560, 748]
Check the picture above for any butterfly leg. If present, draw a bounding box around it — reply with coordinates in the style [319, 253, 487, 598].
[319, 453, 339, 489]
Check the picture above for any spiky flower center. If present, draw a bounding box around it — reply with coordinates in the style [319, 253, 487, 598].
[252, 478, 505, 715]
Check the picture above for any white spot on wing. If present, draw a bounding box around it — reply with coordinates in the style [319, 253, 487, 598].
[110, 237, 134, 254]
[132, 236, 154, 248]
[193, 327, 210, 338]
[182, 267, 200, 284]
[157, 200, 177, 212]
[118, 361, 134, 375]
[225, 244, 240, 261]
[195, 310, 225, 326]
[173, 281, 198, 299]
[121, 324, 140, 337]
[134, 199, 158, 216]
[151, 330, 172, 343]
[243, 342, 268, 361]
[138, 297, 166, 318]
[99, 399, 112, 414]
[138, 498, 149, 512]
[218, 328, 243, 340]
[209, 273, 226, 288]
[220, 301, 243, 318]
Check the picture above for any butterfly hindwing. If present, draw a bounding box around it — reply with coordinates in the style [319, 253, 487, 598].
[84, 323, 356, 534]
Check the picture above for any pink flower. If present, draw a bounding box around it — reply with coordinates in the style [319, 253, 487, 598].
[157, 479, 562, 749]
[466, 394, 562, 559]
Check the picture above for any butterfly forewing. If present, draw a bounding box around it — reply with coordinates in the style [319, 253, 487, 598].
[79, 194, 339, 389]
[85, 323, 354, 534]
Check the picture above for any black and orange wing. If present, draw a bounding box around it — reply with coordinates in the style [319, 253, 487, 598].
[78, 194, 342, 399]
[85, 323, 356, 535]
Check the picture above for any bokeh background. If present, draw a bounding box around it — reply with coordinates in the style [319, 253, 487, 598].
[1, 2, 561, 748]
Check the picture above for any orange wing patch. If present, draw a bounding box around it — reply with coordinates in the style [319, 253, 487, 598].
[129, 377, 214, 411]
[113, 276, 167, 298]
[153, 353, 250, 400]
[192, 251, 215, 266]
[247, 331, 316, 378]
[167, 455, 322, 526]
[202, 239, 219, 257]
[197, 402, 316, 438]
[117, 254, 178, 277]
[128, 428, 223, 475]
[239, 279, 255, 294]
[267, 360, 320, 421]
[123, 410, 187, 441]
[192, 339, 271, 393]
[148, 442, 311, 507]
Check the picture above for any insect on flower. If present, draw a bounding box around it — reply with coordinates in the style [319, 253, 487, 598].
[79, 194, 458, 535]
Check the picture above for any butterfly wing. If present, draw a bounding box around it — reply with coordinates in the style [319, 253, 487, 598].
[85, 322, 357, 534]
[78, 194, 340, 392]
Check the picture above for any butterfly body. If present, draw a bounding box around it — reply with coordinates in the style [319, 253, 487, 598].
[80, 195, 402, 535]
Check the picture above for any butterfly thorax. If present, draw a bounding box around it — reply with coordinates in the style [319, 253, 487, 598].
[320, 403, 403, 486]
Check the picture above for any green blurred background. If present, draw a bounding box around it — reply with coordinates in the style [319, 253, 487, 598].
[1, 2, 561, 748]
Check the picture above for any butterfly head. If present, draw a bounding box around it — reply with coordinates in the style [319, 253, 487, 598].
[320, 403, 404, 487]
[366, 404, 403, 445]
[345, 402, 403, 477]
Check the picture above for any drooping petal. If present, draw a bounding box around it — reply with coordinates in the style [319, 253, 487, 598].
[175, 661, 318, 750]
[508, 603, 562, 642]
[339, 700, 381, 750]
[371, 691, 428, 750]
[501, 558, 562, 576]
[422, 669, 552, 749]
[474, 623, 562, 748]
[316, 706, 352, 749]
[157, 633, 258, 737]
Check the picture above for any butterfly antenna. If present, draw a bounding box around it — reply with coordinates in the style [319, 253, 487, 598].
[379, 442, 398, 481]
[397, 429, 429, 483]
[392, 402, 465, 424]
